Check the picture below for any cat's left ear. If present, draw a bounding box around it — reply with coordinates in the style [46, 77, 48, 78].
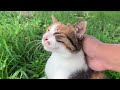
[74, 21, 87, 40]
[51, 15, 59, 23]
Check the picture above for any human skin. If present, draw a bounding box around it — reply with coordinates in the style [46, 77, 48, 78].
[82, 35, 120, 72]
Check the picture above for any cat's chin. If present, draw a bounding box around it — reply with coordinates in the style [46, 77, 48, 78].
[43, 46, 53, 52]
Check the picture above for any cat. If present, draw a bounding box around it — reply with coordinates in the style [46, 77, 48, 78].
[41, 16, 105, 79]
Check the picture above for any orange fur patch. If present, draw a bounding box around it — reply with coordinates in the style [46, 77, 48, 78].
[54, 24, 82, 53]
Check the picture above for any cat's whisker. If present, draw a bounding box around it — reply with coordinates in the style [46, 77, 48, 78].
[33, 43, 43, 54]
[25, 40, 41, 50]
[26, 40, 41, 46]
[26, 42, 41, 54]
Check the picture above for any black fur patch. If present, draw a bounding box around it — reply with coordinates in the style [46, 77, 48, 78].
[68, 68, 93, 79]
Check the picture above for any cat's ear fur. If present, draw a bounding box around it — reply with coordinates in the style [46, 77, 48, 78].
[74, 21, 87, 40]
[51, 15, 59, 23]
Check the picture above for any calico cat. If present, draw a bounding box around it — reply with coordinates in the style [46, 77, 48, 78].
[41, 16, 105, 79]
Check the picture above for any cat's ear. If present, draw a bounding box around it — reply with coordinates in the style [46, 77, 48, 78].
[74, 21, 87, 40]
[51, 15, 59, 23]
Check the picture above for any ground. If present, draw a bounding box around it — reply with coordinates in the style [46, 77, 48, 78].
[0, 11, 120, 79]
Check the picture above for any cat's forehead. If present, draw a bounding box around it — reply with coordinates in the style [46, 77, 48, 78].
[48, 23, 63, 33]
[57, 24, 76, 36]
[49, 22, 63, 27]
[48, 22, 75, 34]
[49, 23, 60, 30]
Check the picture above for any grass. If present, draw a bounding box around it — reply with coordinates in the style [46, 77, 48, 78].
[0, 11, 120, 79]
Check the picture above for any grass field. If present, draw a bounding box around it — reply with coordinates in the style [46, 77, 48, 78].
[0, 11, 120, 79]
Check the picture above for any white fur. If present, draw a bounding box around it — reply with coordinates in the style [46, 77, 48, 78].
[50, 23, 60, 34]
[42, 23, 88, 79]
[42, 23, 60, 52]
[45, 49, 88, 79]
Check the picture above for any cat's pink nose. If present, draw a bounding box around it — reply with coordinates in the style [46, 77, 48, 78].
[43, 36, 50, 45]
[44, 37, 48, 41]
[45, 38, 48, 41]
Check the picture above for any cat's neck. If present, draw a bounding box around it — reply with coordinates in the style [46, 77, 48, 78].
[50, 49, 88, 71]
[51, 51, 73, 58]
[52, 49, 84, 58]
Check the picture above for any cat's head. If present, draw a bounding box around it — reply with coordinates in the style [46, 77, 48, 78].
[42, 16, 87, 54]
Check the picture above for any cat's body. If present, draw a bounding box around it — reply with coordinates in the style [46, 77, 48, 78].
[45, 50, 90, 79]
[41, 16, 105, 79]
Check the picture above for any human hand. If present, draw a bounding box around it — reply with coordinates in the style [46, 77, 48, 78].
[82, 35, 108, 71]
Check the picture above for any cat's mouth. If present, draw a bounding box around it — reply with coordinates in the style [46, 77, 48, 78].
[43, 40, 51, 46]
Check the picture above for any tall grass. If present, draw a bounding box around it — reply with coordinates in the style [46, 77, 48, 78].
[0, 11, 120, 79]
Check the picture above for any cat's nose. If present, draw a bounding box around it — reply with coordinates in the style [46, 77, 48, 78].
[44, 37, 48, 41]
